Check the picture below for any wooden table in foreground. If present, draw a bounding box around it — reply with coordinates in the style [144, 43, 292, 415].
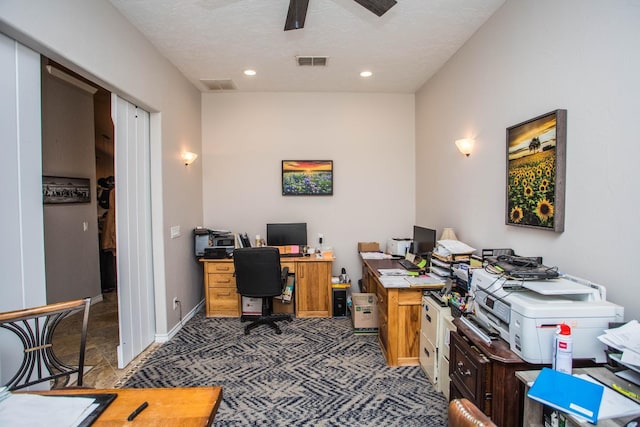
[34, 386, 223, 426]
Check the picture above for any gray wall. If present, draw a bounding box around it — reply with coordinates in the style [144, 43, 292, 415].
[415, 0, 640, 320]
[41, 67, 101, 303]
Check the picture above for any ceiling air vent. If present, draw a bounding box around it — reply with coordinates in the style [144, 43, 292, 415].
[296, 56, 328, 67]
[200, 79, 237, 91]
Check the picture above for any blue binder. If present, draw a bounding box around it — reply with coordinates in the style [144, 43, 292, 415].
[527, 367, 604, 423]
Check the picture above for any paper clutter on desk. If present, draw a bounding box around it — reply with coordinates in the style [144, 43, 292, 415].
[434, 239, 475, 257]
[599, 320, 640, 371]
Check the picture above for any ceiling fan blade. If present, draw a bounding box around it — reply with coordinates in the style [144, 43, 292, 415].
[353, 0, 397, 17]
[284, 0, 309, 31]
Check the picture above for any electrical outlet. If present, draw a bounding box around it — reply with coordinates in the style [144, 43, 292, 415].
[173, 297, 179, 310]
[318, 233, 324, 245]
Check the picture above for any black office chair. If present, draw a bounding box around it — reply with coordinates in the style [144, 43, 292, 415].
[0, 297, 91, 390]
[233, 247, 292, 335]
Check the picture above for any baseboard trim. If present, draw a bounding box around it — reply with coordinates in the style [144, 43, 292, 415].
[155, 299, 205, 343]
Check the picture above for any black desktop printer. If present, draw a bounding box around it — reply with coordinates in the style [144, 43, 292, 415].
[194, 228, 235, 258]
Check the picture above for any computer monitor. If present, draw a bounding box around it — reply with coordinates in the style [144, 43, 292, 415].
[266, 223, 308, 246]
[412, 225, 436, 256]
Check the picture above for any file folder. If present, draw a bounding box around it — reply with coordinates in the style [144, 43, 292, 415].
[527, 367, 604, 423]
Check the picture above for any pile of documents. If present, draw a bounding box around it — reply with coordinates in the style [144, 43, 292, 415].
[433, 239, 475, 258]
[598, 320, 640, 385]
[0, 387, 99, 426]
[377, 272, 445, 288]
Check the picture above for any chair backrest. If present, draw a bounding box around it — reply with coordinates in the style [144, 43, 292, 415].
[448, 398, 497, 427]
[233, 247, 283, 298]
[0, 297, 91, 390]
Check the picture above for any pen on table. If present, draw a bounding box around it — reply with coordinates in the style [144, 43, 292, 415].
[127, 401, 149, 421]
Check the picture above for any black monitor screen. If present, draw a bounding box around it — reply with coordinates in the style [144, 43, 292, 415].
[266, 223, 308, 246]
[412, 226, 436, 256]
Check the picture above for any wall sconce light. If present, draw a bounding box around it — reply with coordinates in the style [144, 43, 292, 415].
[181, 151, 198, 166]
[455, 138, 475, 157]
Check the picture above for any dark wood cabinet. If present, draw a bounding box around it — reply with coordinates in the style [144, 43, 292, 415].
[449, 318, 534, 427]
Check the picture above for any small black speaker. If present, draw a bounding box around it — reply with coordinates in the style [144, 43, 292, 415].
[332, 289, 347, 317]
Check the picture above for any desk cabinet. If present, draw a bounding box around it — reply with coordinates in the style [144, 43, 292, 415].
[201, 257, 332, 318]
[439, 314, 457, 399]
[375, 278, 422, 366]
[295, 261, 332, 317]
[450, 318, 533, 427]
[419, 295, 456, 397]
[204, 261, 240, 317]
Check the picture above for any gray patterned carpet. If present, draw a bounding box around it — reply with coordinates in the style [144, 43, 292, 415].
[123, 311, 448, 426]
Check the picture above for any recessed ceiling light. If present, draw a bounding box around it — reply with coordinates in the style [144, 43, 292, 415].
[244, 69, 257, 76]
[360, 71, 373, 78]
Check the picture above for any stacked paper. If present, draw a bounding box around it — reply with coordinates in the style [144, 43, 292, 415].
[598, 320, 640, 367]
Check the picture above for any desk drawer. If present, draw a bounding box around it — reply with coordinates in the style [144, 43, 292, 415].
[281, 262, 296, 273]
[420, 299, 440, 344]
[206, 262, 234, 274]
[207, 288, 240, 315]
[419, 331, 437, 385]
[450, 331, 491, 414]
[208, 274, 236, 288]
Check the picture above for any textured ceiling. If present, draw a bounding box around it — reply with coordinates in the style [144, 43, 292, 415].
[109, 0, 505, 93]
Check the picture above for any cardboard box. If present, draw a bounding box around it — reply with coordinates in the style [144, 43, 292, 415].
[350, 293, 378, 332]
[273, 296, 294, 314]
[358, 242, 380, 252]
[242, 296, 262, 316]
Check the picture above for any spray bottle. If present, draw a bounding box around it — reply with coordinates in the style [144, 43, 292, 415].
[552, 323, 573, 374]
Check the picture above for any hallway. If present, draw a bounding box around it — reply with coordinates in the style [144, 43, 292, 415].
[53, 292, 158, 388]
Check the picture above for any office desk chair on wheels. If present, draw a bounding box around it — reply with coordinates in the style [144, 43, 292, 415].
[233, 247, 292, 335]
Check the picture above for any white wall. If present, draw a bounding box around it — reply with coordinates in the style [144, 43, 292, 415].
[0, 0, 203, 334]
[202, 92, 415, 283]
[416, 0, 640, 320]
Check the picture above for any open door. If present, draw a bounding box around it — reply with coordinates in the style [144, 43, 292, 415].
[112, 95, 155, 368]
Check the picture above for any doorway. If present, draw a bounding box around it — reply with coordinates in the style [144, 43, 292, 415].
[41, 58, 155, 374]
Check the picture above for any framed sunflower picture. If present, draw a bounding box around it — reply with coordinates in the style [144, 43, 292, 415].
[506, 109, 566, 232]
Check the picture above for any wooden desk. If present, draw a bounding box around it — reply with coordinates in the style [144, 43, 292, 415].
[201, 255, 334, 318]
[360, 258, 444, 367]
[31, 387, 222, 426]
[517, 367, 640, 426]
[450, 318, 535, 427]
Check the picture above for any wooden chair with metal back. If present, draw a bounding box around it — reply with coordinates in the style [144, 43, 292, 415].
[0, 298, 91, 390]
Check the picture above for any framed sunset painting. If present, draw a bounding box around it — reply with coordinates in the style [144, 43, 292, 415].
[282, 160, 333, 196]
[506, 109, 566, 232]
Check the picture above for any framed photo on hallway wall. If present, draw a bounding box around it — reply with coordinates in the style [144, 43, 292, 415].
[42, 176, 91, 204]
[505, 109, 566, 232]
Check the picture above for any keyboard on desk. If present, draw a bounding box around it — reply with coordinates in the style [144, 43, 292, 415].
[280, 253, 302, 257]
[398, 259, 420, 270]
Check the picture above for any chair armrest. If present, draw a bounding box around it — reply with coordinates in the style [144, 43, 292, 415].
[281, 266, 289, 284]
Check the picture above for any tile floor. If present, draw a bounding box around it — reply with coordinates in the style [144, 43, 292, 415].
[53, 291, 159, 389]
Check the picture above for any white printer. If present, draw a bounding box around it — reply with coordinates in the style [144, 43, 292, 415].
[469, 269, 624, 364]
[386, 238, 412, 256]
